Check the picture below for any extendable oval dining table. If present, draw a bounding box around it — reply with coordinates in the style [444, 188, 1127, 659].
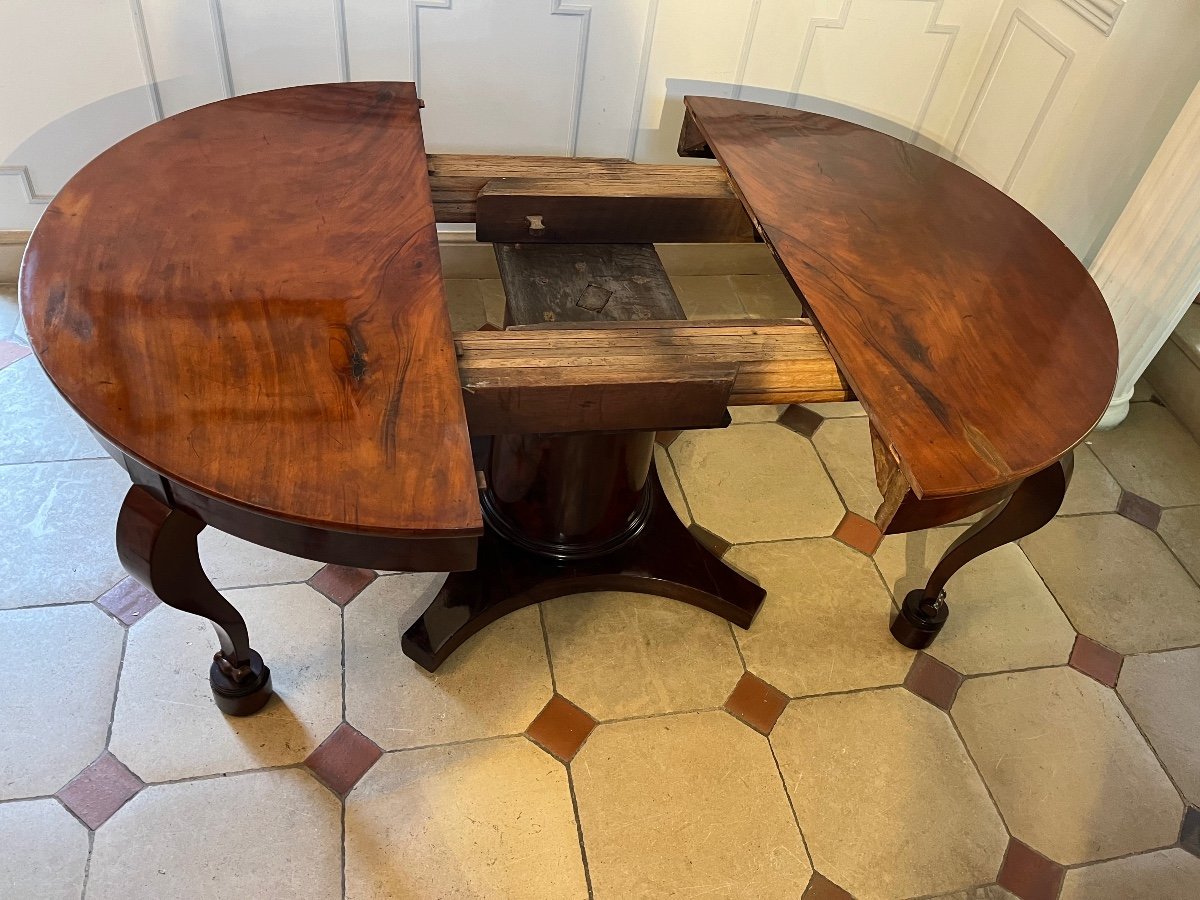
[19, 82, 1116, 715]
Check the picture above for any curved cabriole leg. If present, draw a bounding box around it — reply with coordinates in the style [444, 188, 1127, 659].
[116, 485, 273, 715]
[890, 451, 1074, 650]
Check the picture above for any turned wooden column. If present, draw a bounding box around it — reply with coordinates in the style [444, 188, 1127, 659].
[1091, 80, 1200, 429]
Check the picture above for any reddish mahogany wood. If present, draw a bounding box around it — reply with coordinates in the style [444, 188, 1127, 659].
[683, 97, 1118, 501]
[20, 83, 482, 559]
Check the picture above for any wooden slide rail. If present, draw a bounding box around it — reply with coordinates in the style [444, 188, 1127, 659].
[454, 319, 849, 435]
[427, 153, 757, 243]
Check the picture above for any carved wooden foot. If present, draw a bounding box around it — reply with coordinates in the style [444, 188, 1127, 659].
[115, 485, 273, 715]
[890, 451, 1074, 650]
[402, 471, 765, 672]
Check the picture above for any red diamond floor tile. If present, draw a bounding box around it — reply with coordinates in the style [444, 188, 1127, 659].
[525, 695, 597, 763]
[903, 652, 964, 711]
[833, 511, 883, 556]
[308, 565, 377, 606]
[304, 722, 383, 797]
[779, 404, 825, 438]
[95, 577, 161, 626]
[802, 871, 854, 899]
[997, 837, 1065, 900]
[724, 671, 790, 735]
[56, 752, 144, 830]
[1181, 806, 1200, 859]
[0, 340, 32, 371]
[1068, 634, 1123, 688]
[1116, 490, 1163, 531]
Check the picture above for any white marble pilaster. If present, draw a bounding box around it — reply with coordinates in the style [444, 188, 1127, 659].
[1091, 79, 1200, 430]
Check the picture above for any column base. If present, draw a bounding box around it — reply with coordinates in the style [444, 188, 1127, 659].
[402, 472, 765, 672]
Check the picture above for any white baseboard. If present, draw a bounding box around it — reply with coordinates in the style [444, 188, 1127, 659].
[0, 228, 781, 284]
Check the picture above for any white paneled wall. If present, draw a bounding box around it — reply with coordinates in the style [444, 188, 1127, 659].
[2, 0, 1199, 260]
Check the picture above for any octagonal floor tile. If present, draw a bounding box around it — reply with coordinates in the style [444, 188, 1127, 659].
[773, 687, 1006, 899]
[0, 354, 105, 465]
[197, 527, 322, 589]
[345, 574, 552, 750]
[573, 710, 811, 899]
[811, 416, 882, 519]
[953, 667, 1182, 865]
[725, 539, 912, 697]
[0, 604, 124, 799]
[1021, 514, 1200, 654]
[1118, 647, 1200, 805]
[345, 737, 586, 899]
[88, 769, 341, 900]
[670, 274, 746, 319]
[0, 285, 17, 339]
[1088, 404, 1200, 506]
[0, 798, 89, 900]
[875, 527, 1076, 675]
[0, 458, 129, 609]
[1059, 444, 1122, 516]
[1159, 505, 1200, 584]
[730, 274, 805, 318]
[728, 404, 786, 424]
[668, 423, 844, 543]
[109, 584, 342, 783]
[542, 591, 744, 720]
[1059, 848, 1200, 899]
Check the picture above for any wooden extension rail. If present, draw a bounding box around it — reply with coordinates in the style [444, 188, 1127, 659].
[427, 153, 756, 243]
[455, 320, 851, 435]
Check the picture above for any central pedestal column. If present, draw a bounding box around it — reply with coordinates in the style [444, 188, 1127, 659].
[402, 241, 765, 671]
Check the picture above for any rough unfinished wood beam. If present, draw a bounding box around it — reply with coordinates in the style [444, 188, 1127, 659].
[455, 320, 850, 434]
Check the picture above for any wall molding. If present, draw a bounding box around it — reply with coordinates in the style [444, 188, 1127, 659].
[550, 0, 592, 156]
[1058, 0, 1123, 36]
[787, 0, 959, 138]
[410, 0, 452, 91]
[0, 168, 53, 205]
[626, 0, 661, 159]
[209, 0, 234, 98]
[128, 0, 164, 121]
[732, 0, 763, 101]
[334, 0, 351, 82]
[954, 9, 1073, 191]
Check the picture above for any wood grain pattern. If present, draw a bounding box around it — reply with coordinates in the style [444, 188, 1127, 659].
[20, 83, 482, 549]
[683, 97, 1118, 501]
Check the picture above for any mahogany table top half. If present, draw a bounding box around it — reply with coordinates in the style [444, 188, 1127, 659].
[22, 82, 482, 573]
[19, 83, 1117, 715]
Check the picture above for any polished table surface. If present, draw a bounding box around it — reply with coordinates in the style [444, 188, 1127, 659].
[21, 82, 481, 558]
[684, 96, 1118, 503]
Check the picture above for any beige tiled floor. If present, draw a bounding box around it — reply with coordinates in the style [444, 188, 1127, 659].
[3, 278, 1200, 898]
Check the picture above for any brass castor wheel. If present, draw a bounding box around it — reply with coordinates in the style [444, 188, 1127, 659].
[890, 589, 949, 650]
[209, 649, 273, 716]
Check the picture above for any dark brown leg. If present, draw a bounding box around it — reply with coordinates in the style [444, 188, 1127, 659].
[402, 433, 765, 672]
[890, 452, 1074, 649]
[116, 485, 273, 715]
